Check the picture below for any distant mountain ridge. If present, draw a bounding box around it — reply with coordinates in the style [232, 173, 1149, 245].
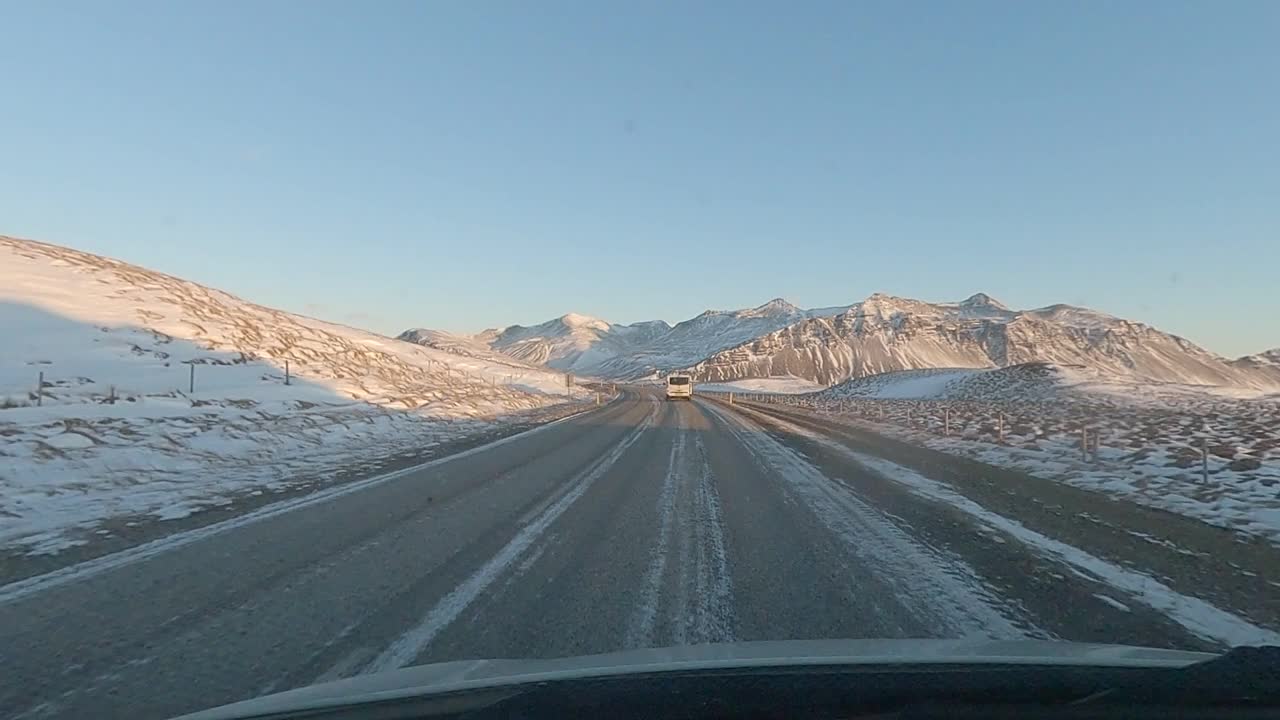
[400, 294, 1280, 392]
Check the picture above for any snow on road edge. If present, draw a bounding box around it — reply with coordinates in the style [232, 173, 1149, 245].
[742, 406, 1280, 647]
[703, 401, 1034, 640]
[0, 401, 611, 606]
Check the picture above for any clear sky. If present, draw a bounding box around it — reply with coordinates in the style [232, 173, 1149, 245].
[2, 1, 1277, 356]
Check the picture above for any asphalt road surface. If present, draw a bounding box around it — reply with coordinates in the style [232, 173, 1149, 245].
[1, 390, 1267, 719]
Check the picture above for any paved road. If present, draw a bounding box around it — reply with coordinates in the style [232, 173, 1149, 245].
[0, 390, 1262, 719]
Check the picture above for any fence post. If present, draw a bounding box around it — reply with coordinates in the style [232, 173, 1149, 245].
[285, 360, 291, 386]
[36, 371, 43, 406]
[189, 363, 195, 393]
[729, 392, 734, 405]
[998, 412, 1004, 442]
[1201, 438, 1209, 484]
[108, 385, 116, 404]
[596, 392, 601, 406]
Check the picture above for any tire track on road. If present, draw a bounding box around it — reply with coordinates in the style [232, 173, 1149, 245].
[361, 398, 660, 674]
[626, 414, 737, 648]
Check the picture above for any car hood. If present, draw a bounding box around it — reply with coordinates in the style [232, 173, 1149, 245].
[176, 638, 1216, 719]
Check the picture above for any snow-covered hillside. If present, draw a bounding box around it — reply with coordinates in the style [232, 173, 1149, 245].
[781, 366, 1280, 545]
[593, 298, 809, 379]
[682, 293, 1280, 390]
[1233, 349, 1280, 372]
[0, 236, 583, 553]
[444, 298, 810, 380]
[394, 327, 555, 371]
[464, 314, 672, 373]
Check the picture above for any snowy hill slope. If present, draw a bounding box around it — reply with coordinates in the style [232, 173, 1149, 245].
[395, 327, 553, 372]
[815, 363, 1071, 402]
[473, 314, 672, 372]
[0, 235, 581, 553]
[1232, 349, 1280, 374]
[613, 298, 808, 376]
[1, 236, 572, 411]
[681, 293, 1280, 390]
[455, 299, 807, 379]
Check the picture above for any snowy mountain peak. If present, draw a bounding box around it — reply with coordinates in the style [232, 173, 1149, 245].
[959, 292, 1008, 310]
[1233, 349, 1280, 368]
[741, 297, 804, 319]
[558, 312, 611, 331]
[758, 297, 801, 313]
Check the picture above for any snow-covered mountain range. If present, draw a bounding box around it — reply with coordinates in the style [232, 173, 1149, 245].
[403, 293, 1280, 392]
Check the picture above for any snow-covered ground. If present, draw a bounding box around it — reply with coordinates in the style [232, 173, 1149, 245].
[1, 236, 586, 554]
[696, 376, 825, 395]
[758, 365, 1280, 545]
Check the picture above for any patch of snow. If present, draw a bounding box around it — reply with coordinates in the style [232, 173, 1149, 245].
[0, 401, 605, 604]
[698, 376, 826, 395]
[0, 234, 588, 554]
[795, 385, 1280, 545]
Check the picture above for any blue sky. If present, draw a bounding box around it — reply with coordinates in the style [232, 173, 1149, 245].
[2, 1, 1277, 356]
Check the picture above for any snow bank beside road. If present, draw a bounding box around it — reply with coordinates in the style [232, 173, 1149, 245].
[747, 407, 1280, 648]
[697, 376, 825, 395]
[0, 235, 583, 555]
[782, 370, 1280, 547]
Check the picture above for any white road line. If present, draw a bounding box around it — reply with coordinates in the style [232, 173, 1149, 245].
[745, 405, 1280, 648]
[0, 403, 607, 606]
[362, 399, 659, 674]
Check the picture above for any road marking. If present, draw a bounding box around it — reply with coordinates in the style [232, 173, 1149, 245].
[362, 399, 659, 674]
[0, 403, 612, 606]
